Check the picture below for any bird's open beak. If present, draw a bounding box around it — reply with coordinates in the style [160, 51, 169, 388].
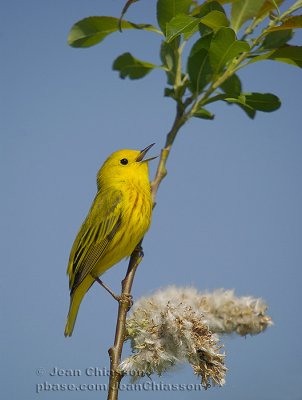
[136, 143, 158, 163]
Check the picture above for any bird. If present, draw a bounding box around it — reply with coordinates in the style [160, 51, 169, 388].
[64, 144, 156, 337]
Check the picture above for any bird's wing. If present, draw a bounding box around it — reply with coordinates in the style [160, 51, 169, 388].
[67, 189, 123, 292]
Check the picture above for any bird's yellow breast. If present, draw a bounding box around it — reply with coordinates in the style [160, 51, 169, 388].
[92, 180, 152, 277]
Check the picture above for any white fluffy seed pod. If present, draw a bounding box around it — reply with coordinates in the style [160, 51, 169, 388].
[120, 287, 272, 389]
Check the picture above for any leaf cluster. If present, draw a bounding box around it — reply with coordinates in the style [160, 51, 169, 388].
[68, 0, 302, 120]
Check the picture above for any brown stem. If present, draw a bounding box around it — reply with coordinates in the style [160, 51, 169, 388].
[151, 104, 187, 202]
[105, 6, 292, 397]
[105, 26, 251, 397]
[106, 103, 186, 400]
[107, 244, 143, 400]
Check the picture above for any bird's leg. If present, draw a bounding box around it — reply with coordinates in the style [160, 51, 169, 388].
[94, 242, 143, 308]
[94, 277, 120, 302]
[95, 277, 133, 309]
[129, 244, 144, 271]
[134, 243, 144, 259]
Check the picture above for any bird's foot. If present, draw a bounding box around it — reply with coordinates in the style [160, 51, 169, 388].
[119, 293, 133, 310]
[134, 244, 144, 259]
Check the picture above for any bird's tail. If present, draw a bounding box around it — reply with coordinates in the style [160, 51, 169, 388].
[64, 275, 94, 337]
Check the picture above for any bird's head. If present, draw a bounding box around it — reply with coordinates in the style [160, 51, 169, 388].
[97, 144, 157, 190]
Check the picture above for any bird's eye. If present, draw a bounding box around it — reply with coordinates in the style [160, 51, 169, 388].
[120, 158, 128, 165]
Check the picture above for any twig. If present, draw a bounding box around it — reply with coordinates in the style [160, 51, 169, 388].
[107, 244, 143, 400]
[151, 104, 187, 203]
[106, 103, 185, 400]
[105, 7, 286, 398]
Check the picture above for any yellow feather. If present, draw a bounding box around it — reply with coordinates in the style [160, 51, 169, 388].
[64, 146, 154, 336]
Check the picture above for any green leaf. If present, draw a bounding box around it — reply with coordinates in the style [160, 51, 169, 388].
[220, 74, 242, 96]
[209, 0, 233, 3]
[267, 15, 302, 32]
[226, 93, 281, 112]
[190, 34, 213, 55]
[192, 1, 226, 17]
[209, 27, 250, 72]
[231, 0, 266, 32]
[200, 10, 230, 31]
[224, 97, 256, 118]
[203, 92, 256, 118]
[192, 1, 227, 36]
[68, 16, 161, 48]
[262, 30, 293, 49]
[270, 45, 302, 67]
[166, 15, 199, 42]
[160, 41, 175, 70]
[187, 37, 213, 93]
[187, 48, 211, 93]
[237, 103, 257, 118]
[207, 91, 281, 118]
[112, 53, 158, 79]
[119, 0, 140, 26]
[249, 45, 302, 67]
[157, 0, 192, 34]
[164, 87, 176, 98]
[193, 108, 215, 119]
[257, 0, 285, 18]
[160, 41, 179, 84]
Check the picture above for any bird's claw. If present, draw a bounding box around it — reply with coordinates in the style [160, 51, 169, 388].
[134, 244, 144, 259]
[119, 293, 133, 310]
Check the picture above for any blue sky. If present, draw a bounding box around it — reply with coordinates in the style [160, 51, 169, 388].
[1, 1, 302, 399]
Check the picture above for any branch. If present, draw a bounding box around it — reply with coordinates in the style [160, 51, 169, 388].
[150, 21, 269, 196]
[106, 100, 187, 400]
[151, 103, 187, 202]
[106, 6, 291, 398]
[107, 244, 144, 400]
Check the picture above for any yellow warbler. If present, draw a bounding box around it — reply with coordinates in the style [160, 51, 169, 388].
[64, 144, 155, 337]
